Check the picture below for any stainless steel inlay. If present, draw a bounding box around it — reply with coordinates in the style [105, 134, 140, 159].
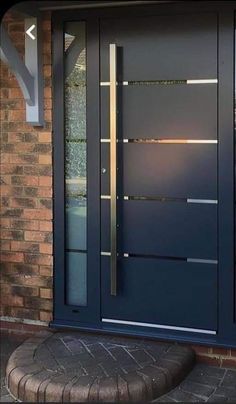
[123, 139, 218, 144]
[187, 199, 218, 204]
[187, 79, 218, 84]
[101, 195, 111, 200]
[187, 258, 218, 264]
[100, 79, 218, 86]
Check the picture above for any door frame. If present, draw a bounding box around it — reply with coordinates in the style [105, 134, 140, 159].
[51, 1, 236, 348]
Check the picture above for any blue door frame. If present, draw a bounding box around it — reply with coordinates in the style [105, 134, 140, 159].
[52, 2, 236, 348]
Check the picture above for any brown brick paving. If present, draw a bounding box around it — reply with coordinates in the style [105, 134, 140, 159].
[1, 331, 236, 402]
[5, 330, 195, 402]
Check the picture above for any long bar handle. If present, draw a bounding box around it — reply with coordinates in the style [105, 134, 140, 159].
[109, 44, 117, 296]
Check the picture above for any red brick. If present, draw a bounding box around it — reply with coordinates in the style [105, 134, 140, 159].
[39, 176, 52, 187]
[212, 348, 229, 356]
[230, 349, 236, 357]
[38, 132, 52, 143]
[192, 345, 211, 354]
[39, 221, 52, 231]
[1, 164, 23, 175]
[44, 109, 52, 121]
[8, 307, 39, 321]
[7, 133, 25, 143]
[1, 229, 23, 240]
[1, 240, 11, 251]
[11, 241, 39, 253]
[11, 198, 36, 208]
[44, 99, 52, 109]
[1, 251, 24, 263]
[43, 65, 51, 77]
[196, 355, 221, 367]
[23, 209, 52, 220]
[39, 243, 52, 254]
[9, 88, 23, 99]
[11, 219, 39, 231]
[9, 154, 38, 164]
[40, 311, 52, 322]
[44, 87, 51, 99]
[1, 295, 24, 307]
[40, 266, 52, 277]
[40, 288, 53, 299]
[221, 358, 236, 368]
[25, 231, 46, 242]
[37, 187, 52, 197]
[1, 185, 24, 197]
[24, 254, 53, 266]
[1, 218, 11, 228]
[9, 110, 25, 121]
[11, 176, 39, 186]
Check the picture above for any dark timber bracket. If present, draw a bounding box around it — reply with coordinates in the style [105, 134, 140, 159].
[0, 16, 44, 126]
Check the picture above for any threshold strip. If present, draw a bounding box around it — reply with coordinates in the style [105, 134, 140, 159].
[102, 318, 216, 335]
[100, 79, 218, 86]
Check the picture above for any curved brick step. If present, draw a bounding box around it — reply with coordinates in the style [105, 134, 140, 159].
[6, 330, 195, 402]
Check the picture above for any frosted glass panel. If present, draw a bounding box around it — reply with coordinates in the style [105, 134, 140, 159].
[66, 252, 87, 306]
[66, 197, 86, 250]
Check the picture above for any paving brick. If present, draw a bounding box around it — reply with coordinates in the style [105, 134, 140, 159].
[180, 380, 215, 399]
[167, 386, 202, 402]
[221, 370, 236, 387]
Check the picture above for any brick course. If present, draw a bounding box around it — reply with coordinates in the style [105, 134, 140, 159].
[0, 10, 53, 324]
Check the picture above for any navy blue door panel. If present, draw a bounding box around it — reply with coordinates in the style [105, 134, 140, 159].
[101, 143, 217, 199]
[100, 13, 217, 81]
[101, 84, 217, 140]
[101, 200, 217, 259]
[101, 257, 217, 330]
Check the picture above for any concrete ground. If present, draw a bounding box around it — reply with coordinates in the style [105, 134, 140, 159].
[0, 331, 236, 402]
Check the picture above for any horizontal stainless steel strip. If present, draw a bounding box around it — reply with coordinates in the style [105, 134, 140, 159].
[187, 199, 218, 204]
[103, 252, 218, 264]
[187, 79, 218, 84]
[102, 318, 216, 335]
[101, 139, 218, 144]
[123, 139, 218, 144]
[100, 79, 218, 86]
[101, 195, 111, 200]
[187, 258, 218, 264]
[100, 81, 128, 86]
[123, 196, 218, 204]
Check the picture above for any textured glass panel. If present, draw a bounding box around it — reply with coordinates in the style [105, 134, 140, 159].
[65, 22, 86, 139]
[64, 22, 87, 251]
[66, 252, 87, 306]
[65, 142, 86, 195]
[66, 197, 86, 250]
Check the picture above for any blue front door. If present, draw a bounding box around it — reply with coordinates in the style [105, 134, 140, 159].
[100, 12, 218, 335]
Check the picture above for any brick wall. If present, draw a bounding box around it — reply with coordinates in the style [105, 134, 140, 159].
[0, 11, 53, 324]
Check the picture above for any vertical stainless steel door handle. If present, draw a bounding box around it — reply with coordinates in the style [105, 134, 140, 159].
[109, 43, 117, 296]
